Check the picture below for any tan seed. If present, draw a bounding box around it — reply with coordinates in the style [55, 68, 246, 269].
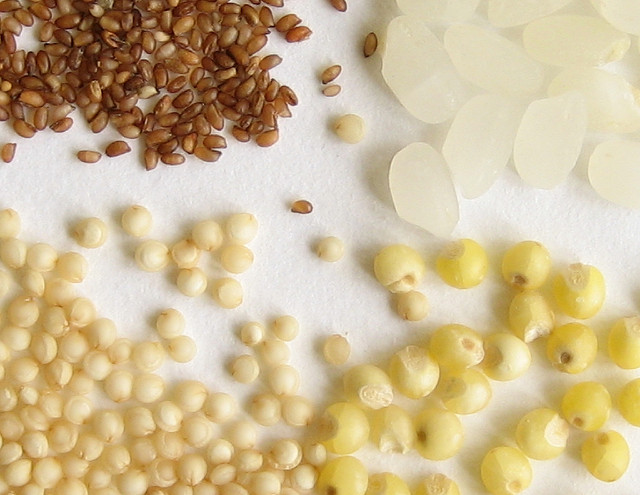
[105, 141, 131, 157]
[290, 200, 313, 214]
[322, 84, 341, 97]
[161, 153, 185, 165]
[194, 146, 221, 162]
[329, 0, 347, 11]
[285, 26, 312, 43]
[77, 150, 102, 163]
[255, 129, 278, 147]
[275, 14, 301, 33]
[144, 148, 159, 171]
[321, 65, 342, 84]
[13, 119, 36, 138]
[363, 32, 378, 57]
[259, 54, 282, 71]
[1, 143, 16, 163]
[50, 117, 73, 133]
[203, 135, 227, 149]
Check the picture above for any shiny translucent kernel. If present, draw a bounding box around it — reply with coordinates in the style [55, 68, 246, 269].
[508, 291, 554, 343]
[389, 142, 459, 237]
[442, 94, 522, 199]
[435, 238, 488, 289]
[561, 381, 611, 432]
[515, 408, 569, 460]
[369, 404, 415, 454]
[365, 472, 411, 495]
[523, 15, 630, 67]
[488, 0, 573, 27]
[387, 345, 439, 399]
[581, 430, 630, 482]
[413, 408, 464, 460]
[552, 263, 605, 319]
[381, 17, 468, 124]
[316, 456, 368, 495]
[501, 241, 551, 290]
[444, 23, 544, 96]
[608, 316, 640, 369]
[319, 402, 369, 455]
[429, 323, 484, 370]
[436, 368, 492, 414]
[546, 322, 598, 374]
[480, 446, 532, 495]
[482, 333, 531, 381]
[618, 378, 640, 426]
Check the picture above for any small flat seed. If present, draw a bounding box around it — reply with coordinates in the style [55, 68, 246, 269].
[363, 32, 378, 57]
[194, 146, 221, 162]
[161, 152, 185, 165]
[322, 84, 341, 97]
[1, 143, 16, 163]
[321, 64, 342, 84]
[275, 13, 301, 32]
[259, 54, 282, 71]
[13, 120, 36, 138]
[77, 150, 102, 163]
[144, 148, 159, 170]
[50, 117, 73, 132]
[105, 140, 131, 157]
[285, 26, 312, 43]
[256, 129, 278, 147]
[291, 200, 313, 214]
[330, 0, 347, 11]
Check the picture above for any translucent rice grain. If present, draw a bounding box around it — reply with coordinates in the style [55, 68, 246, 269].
[442, 94, 522, 199]
[381, 16, 469, 124]
[588, 140, 640, 208]
[523, 15, 630, 67]
[444, 24, 544, 97]
[396, 0, 480, 23]
[389, 142, 459, 237]
[488, 0, 574, 27]
[590, 0, 640, 35]
[514, 92, 587, 189]
[548, 68, 640, 133]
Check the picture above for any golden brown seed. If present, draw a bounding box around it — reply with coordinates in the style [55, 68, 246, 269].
[329, 0, 347, 11]
[1, 143, 16, 163]
[50, 117, 73, 132]
[256, 129, 279, 147]
[194, 147, 221, 162]
[291, 200, 313, 214]
[161, 153, 185, 165]
[144, 148, 159, 171]
[203, 135, 227, 149]
[77, 150, 102, 163]
[13, 120, 36, 138]
[259, 54, 282, 71]
[322, 85, 341, 97]
[285, 26, 312, 43]
[105, 141, 131, 157]
[18, 90, 45, 107]
[321, 65, 342, 84]
[33, 107, 48, 130]
[275, 14, 301, 32]
[363, 32, 378, 57]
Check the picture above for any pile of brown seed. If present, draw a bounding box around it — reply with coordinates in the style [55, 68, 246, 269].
[0, 0, 310, 169]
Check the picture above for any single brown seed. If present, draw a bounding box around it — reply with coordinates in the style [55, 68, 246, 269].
[1, 143, 16, 163]
[322, 84, 341, 97]
[144, 148, 159, 171]
[275, 13, 300, 32]
[194, 146, 221, 162]
[105, 140, 131, 157]
[363, 32, 378, 57]
[285, 26, 312, 43]
[279, 86, 298, 106]
[321, 65, 342, 84]
[259, 54, 282, 71]
[33, 107, 48, 130]
[291, 200, 313, 214]
[19, 90, 46, 108]
[203, 135, 227, 149]
[119, 125, 141, 139]
[13, 120, 36, 138]
[181, 133, 197, 154]
[77, 150, 102, 163]
[329, 0, 347, 11]
[231, 126, 250, 142]
[161, 152, 185, 165]
[255, 129, 278, 147]
[259, 6, 275, 27]
[50, 117, 73, 133]
[157, 138, 179, 154]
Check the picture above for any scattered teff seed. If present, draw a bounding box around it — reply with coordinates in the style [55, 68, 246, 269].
[322, 85, 342, 97]
[76, 150, 102, 164]
[329, 0, 347, 11]
[1, 143, 16, 163]
[105, 141, 131, 157]
[321, 65, 342, 84]
[333, 114, 366, 144]
[286, 26, 313, 43]
[364, 32, 378, 57]
[291, 200, 313, 214]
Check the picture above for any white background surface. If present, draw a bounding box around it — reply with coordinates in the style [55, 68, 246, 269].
[1, 0, 640, 493]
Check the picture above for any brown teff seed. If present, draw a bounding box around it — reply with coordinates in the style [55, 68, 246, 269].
[105, 141, 131, 157]
[144, 148, 159, 171]
[77, 150, 102, 163]
[322, 84, 341, 97]
[194, 146, 221, 162]
[291, 200, 313, 214]
[18, 90, 45, 107]
[50, 117, 73, 133]
[256, 129, 278, 147]
[13, 120, 36, 138]
[363, 32, 378, 57]
[275, 14, 301, 32]
[329, 0, 347, 12]
[321, 65, 342, 84]
[1, 143, 17, 163]
[161, 153, 185, 165]
[285, 26, 312, 43]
